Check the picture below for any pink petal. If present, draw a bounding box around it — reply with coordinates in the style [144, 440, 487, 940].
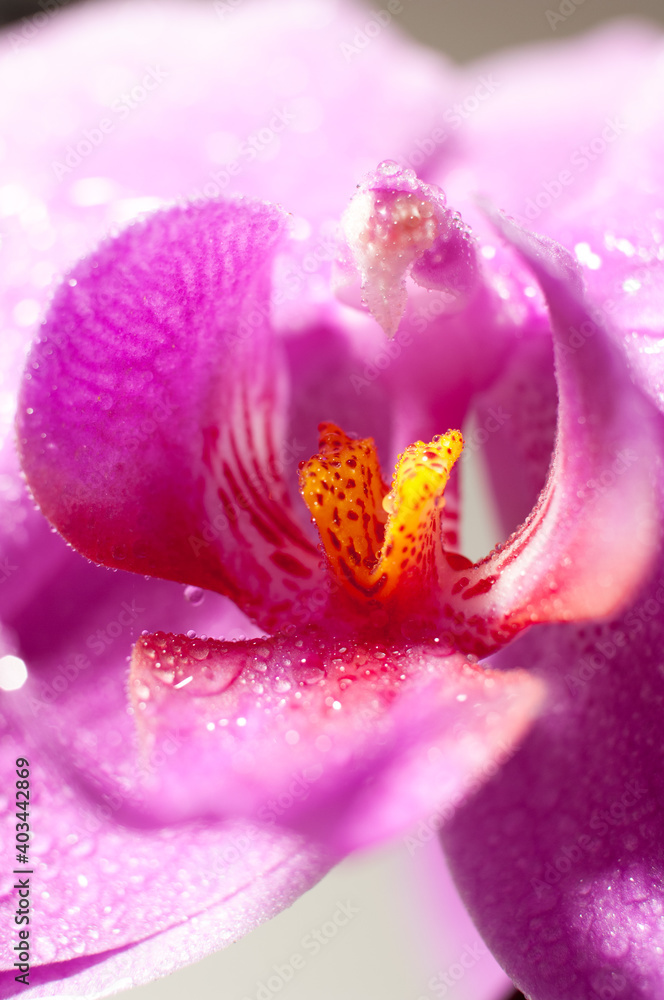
[0, 0, 461, 347]
[441, 21, 663, 224]
[443, 560, 664, 1000]
[0, 714, 331, 991]
[0, 557, 542, 971]
[547, 48, 664, 414]
[128, 626, 544, 854]
[18, 198, 328, 632]
[0, 565, 333, 984]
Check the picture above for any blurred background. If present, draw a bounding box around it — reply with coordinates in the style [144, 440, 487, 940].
[3, 1, 662, 999]
[2, 0, 664, 57]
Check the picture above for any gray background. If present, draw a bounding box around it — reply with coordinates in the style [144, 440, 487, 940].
[399, 0, 664, 60]
[3, 0, 664, 56]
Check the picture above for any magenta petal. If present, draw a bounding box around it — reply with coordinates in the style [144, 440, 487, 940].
[459, 213, 663, 634]
[443, 558, 664, 1000]
[128, 627, 544, 853]
[17, 199, 326, 630]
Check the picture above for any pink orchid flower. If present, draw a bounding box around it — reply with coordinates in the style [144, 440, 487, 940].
[2, 3, 664, 999]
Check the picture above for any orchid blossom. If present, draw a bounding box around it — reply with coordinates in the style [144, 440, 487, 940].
[2, 3, 664, 1000]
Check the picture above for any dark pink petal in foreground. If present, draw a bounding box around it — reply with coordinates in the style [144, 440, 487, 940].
[17, 199, 327, 632]
[127, 624, 544, 853]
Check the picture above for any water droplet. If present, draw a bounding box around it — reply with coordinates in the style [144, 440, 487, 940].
[188, 640, 209, 661]
[298, 651, 327, 685]
[274, 677, 291, 693]
[184, 585, 205, 606]
[300, 665, 326, 685]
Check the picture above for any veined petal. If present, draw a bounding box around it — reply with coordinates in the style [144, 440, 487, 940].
[127, 626, 544, 853]
[17, 199, 326, 631]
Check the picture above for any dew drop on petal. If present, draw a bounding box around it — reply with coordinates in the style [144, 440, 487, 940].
[300, 665, 326, 685]
[184, 585, 205, 605]
[188, 639, 209, 661]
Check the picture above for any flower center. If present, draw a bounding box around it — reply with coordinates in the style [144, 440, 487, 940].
[299, 422, 464, 605]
